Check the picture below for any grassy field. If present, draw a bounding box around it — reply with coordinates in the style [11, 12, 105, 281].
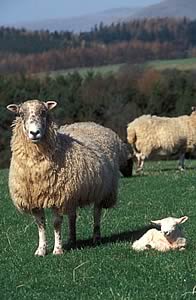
[147, 57, 196, 71]
[37, 64, 124, 79]
[34, 57, 196, 79]
[1, 160, 196, 299]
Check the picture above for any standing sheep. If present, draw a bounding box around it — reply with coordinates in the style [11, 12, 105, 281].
[127, 110, 196, 172]
[7, 99, 120, 256]
[59, 122, 133, 177]
[132, 216, 188, 252]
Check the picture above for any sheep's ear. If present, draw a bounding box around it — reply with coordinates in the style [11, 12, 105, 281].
[151, 219, 162, 225]
[191, 106, 196, 112]
[176, 216, 188, 224]
[45, 101, 57, 111]
[7, 104, 19, 114]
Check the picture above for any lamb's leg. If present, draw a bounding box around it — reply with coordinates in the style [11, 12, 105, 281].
[32, 208, 47, 256]
[93, 205, 102, 244]
[68, 210, 77, 247]
[52, 207, 64, 255]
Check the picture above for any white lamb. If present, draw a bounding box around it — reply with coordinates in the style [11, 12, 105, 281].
[132, 216, 188, 252]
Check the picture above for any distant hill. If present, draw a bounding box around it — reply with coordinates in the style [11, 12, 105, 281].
[12, 7, 140, 32]
[8, 0, 196, 33]
[134, 0, 196, 19]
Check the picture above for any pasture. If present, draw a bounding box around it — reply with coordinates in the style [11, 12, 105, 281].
[35, 57, 196, 79]
[147, 57, 196, 71]
[0, 160, 196, 299]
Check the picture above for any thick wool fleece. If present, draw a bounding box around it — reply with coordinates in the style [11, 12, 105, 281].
[9, 119, 118, 213]
[59, 122, 132, 176]
[127, 112, 196, 159]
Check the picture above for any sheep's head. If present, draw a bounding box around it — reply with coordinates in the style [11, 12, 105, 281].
[151, 216, 188, 237]
[7, 99, 57, 143]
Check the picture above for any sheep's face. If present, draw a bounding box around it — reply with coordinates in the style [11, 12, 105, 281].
[7, 100, 57, 143]
[151, 216, 188, 237]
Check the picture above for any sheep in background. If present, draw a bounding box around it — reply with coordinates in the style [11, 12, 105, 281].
[127, 109, 196, 172]
[132, 216, 188, 252]
[59, 122, 133, 177]
[7, 99, 120, 256]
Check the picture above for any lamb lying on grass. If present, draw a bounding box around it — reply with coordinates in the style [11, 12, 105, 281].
[132, 216, 188, 252]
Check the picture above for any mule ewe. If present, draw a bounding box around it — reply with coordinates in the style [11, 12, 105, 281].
[127, 109, 196, 172]
[132, 216, 188, 252]
[7, 99, 120, 256]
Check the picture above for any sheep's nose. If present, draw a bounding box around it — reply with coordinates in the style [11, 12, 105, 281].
[30, 130, 40, 137]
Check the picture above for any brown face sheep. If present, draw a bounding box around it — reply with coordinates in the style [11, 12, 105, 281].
[132, 216, 188, 252]
[127, 110, 196, 172]
[7, 99, 120, 256]
[59, 122, 133, 177]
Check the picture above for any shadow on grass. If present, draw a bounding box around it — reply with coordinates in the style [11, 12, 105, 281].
[63, 224, 157, 251]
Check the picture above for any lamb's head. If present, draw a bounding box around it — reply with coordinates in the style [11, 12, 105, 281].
[7, 99, 57, 143]
[151, 216, 188, 237]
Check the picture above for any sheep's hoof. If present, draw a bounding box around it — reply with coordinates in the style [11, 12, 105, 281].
[34, 247, 47, 257]
[93, 235, 101, 246]
[53, 248, 64, 255]
[178, 166, 185, 172]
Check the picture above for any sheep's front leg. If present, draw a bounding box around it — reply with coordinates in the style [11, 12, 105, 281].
[68, 210, 77, 247]
[93, 205, 102, 244]
[32, 208, 47, 256]
[52, 208, 64, 255]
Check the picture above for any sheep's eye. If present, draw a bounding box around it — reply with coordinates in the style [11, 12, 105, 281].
[19, 112, 24, 118]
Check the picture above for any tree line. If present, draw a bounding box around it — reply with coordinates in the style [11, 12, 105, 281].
[1, 67, 196, 168]
[1, 18, 196, 74]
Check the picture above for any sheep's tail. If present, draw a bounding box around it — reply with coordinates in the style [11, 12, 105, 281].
[127, 126, 139, 154]
[127, 125, 136, 145]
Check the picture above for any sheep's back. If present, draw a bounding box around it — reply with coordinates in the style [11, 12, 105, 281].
[128, 115, 188, 157]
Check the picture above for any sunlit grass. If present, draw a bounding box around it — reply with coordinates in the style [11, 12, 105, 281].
[0, 160, 196, 299]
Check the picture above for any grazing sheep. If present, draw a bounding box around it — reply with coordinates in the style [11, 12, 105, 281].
[127, 109, 196, 172]
[132, 216, 188, 252]
[7, 99, 120, 256]
[59, 122, 133, 177]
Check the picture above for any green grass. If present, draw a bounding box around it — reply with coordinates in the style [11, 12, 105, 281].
[35, 57, 196, 79]
[1, 161, 196, 299]
[146, 57, 196, 71]
[37, 64, 124, 79]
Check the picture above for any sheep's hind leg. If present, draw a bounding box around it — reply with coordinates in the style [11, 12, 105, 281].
[178, 153, 185, 171]
[93, 205, 102, 245]
[32, 208, 47, 256]
[67, 210, 77, 248]
[52, 208, 64, 255]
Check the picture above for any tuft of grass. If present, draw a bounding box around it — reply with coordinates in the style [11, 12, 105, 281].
[1, 161, 196, 299]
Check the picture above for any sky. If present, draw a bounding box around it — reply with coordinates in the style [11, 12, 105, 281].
[0, 0, 161, 25]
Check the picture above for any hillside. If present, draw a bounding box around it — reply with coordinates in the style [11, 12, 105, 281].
[9, 0, 196, 32]
[135, 0, 196, 19]
[12, 7, 140, 32]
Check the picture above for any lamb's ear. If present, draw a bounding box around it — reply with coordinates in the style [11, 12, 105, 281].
[7, 104, 19, 114]
[151, 219, 162, 225]
[45, 101, 57, 111]
[176, 216, 188, 224]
